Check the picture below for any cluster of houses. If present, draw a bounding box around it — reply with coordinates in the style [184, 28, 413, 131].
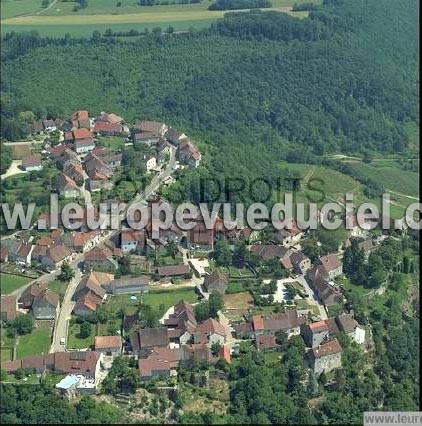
[22, 112, 202, 199]
[131, 300, 230, 380]
[1, 281, 60, 323]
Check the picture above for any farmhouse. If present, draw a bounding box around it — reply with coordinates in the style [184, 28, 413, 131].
[166, 127, 187, 146]
[56, 173, 80, 198]
[84, 248, 118, 272]
[121, 229, 146, 254]
[19, 282, 47, 309]
[41, 244, 72, 271]
[134, 120, 167, 136]
[130, 327, 170, 356]
[177, 139, 201, 168]
[156, 264, 191, 278]
[252, 309, 305, 338]
[301, 320, 330, 348]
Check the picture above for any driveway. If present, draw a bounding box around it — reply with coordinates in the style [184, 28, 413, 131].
[1, 160, 26, 180]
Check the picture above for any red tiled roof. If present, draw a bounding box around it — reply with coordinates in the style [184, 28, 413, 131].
[1, 296, 17, 321]
[93, 121, 122, 133]
[309, 320, 329, 333]
[22, 154, 42, 168]
[95, 335, 122, 350]
[312, 338, 342, 358]
[73, 128, 92, 140]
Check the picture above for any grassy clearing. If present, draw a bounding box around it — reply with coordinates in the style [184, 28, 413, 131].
[142, 288, 199, 311]
[1, 0, 44, 19]
[97, 135, 126, 151]
[2, 372, 41, 384]
[47, 280, 67, 303]
[17, 328, 51, 358]
[1, 273, 33, 295]
[223, 291, 253, 310]
[67, 321, 97, 349]
[1, 348, 13, 362]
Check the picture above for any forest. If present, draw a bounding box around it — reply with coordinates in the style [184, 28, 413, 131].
[1, 0, 418, 206]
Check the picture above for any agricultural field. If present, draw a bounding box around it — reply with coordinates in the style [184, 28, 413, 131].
[16, 328, 52, 358]
[0, 272, 33, 295]
[1, 0, 316, 37]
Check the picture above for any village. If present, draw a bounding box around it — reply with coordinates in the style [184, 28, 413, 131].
[0, 109, 403, 406]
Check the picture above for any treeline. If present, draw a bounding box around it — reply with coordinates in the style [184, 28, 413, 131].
[1, 384, 124, 423]
[292, 2, 319, 11]
[1, 0, 418, 205]
[208, 0, 271, 11]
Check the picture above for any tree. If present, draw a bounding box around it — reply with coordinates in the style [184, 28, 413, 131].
[166, 240, 178, 259]
[79, 321, 91, 339]
[7, 314, 34, 335]
[208, 291, 224, 318]
[213, 240, 232, 266]
[211, 341, 222, 356]
[58, 262, 75, 282]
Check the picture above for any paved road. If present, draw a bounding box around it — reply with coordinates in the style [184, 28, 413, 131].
[295, 274, 328, 320]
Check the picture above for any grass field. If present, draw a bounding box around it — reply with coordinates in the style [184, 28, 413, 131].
[47, 280, 67, 302]
[67, 321, 97, 349]
[223, 291, 253, 310]
[1, 273, 33, 295]
[1, 0, 43, 19]
[142, 288, 199, 311]
[16, 328, 51, 358]
[1, 0, 313, 37]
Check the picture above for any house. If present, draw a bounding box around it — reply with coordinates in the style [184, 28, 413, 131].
[289, 251, 311, 275]
[187, 220, 214, 251]
[71, 111, 90, 129]
[203, 270, 229, 295]
[64, 162, 87, 185]
[22, 154, 42, 171]
[255, 334, 277, 350]
[84, 153, 114, 178]
[54, 351, 103, 379]
[121, 229, 146, 254]
[249, 244, 289, 263]
[65, 231, 101, 253]
[272, 220, 304, 247]
[57, 148, 80, 169]
[193, 318, 227, 346]
[92, 121, 123, 136]
[73, 270, 112, 302]
[315, 254, 343, 280]
[156, 138, 171, 164]
[32, 289, 60, 320]
[308, 268, 344, 307]
[301, 320, 329, 348]
[16, 243, 33, 265]
[94, 335, 123, 357]
[138, 348, 181, 380]
[166, 127, 187, 146]
[84, 248, 118, 272]
[96, 112, 124, 125]
[232, 322, 254, 339]
[252, 309, 305, 338]
[164, 300, 197, 345]
[141, 155, 157, 172]
[102, 154, 122, 168]
[75, 138, 96, 155]
[134, 120, 167, 136]
[177, 139, 201, 168]
[4, 351, 103, 380]
[89, 175, 114, 192]
[19, 282, 47, 309]
[156, 264, 191, 278]
[106, 276, 150, 295]
[30, 242, 48, 264]
[311, 338, 343, 375]
[133, 131, 160, 146]
[73, 292, 102, 317]
[41, 244, 72, 271]
[130, 327, 169, 356]
[1, 296, 17, 323]
[56, 173, 81, 198]
[336, 314, 366, 345]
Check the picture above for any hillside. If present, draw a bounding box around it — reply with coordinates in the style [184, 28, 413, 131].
[1, 0, 419, 205]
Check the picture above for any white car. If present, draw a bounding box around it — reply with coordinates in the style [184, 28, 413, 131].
[60, 337, 66, 346]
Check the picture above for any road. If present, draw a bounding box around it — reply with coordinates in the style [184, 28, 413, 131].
[295, 274, 328, 320]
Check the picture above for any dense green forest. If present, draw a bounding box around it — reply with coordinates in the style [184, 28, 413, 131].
[1, 0, 418, 204]
[208, 0, 272, 11]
